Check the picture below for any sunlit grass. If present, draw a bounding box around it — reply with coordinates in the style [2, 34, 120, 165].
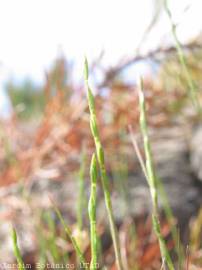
[84, 57, 124, 270]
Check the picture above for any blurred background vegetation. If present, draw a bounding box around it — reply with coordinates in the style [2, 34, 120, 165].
[0, 1, 201, 269]
[6, 79, 45, 120]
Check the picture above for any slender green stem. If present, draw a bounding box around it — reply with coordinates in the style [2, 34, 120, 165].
[11, 227, 25, 270]
[156, 176, 184, 266]
[129, 127, 184, 263]
[44, 211, 60, 262]
[138, 78, 174, 270]
[84, 57, 123, 270]
[89, 153, 98, 270]
[50, 197, 87, 267]
[164, 0, 201, 114]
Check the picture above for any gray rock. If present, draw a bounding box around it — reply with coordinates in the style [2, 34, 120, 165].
[190, 126, 202, 181]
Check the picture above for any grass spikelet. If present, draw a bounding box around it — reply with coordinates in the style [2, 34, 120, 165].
[138, 77, 175, 270]
[84, 57, 123, 270]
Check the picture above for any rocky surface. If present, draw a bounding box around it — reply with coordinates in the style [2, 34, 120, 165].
[0, 125, 202, 262]
[190, 126, 202, 182]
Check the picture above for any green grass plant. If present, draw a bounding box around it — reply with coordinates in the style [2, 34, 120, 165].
[11, 227, 25, 270]
[164, 0, 201, 114]
[137, 77, 174, 270]
[43, 211, 61, 263]
[88, 153, 98, 270]
[129, 126, 184, 266]
[50, 197, 87, 268]
[84, 57, 124, 270]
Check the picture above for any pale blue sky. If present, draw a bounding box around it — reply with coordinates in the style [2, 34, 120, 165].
[0, 0, 201, 117]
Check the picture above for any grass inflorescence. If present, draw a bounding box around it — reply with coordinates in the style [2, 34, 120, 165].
[84, 57, 124, 270]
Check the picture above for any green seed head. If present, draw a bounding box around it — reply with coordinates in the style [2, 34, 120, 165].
[84, 54, 123, 270]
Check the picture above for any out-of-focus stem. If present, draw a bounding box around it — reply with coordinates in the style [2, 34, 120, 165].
[164, 0, 201, 114]
[138, 78, 174, 270]
[50, 197, 87, 267]
[11, 227, 25, 270]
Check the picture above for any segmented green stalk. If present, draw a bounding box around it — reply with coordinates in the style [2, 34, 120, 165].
[50, 198, 87, 267]
[164, 0, 201, 113]
[84, 57, 123, 270]
[88, 153, 98, 270]
[138, 78, 174, 270]
[11, 227, 25, 270]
